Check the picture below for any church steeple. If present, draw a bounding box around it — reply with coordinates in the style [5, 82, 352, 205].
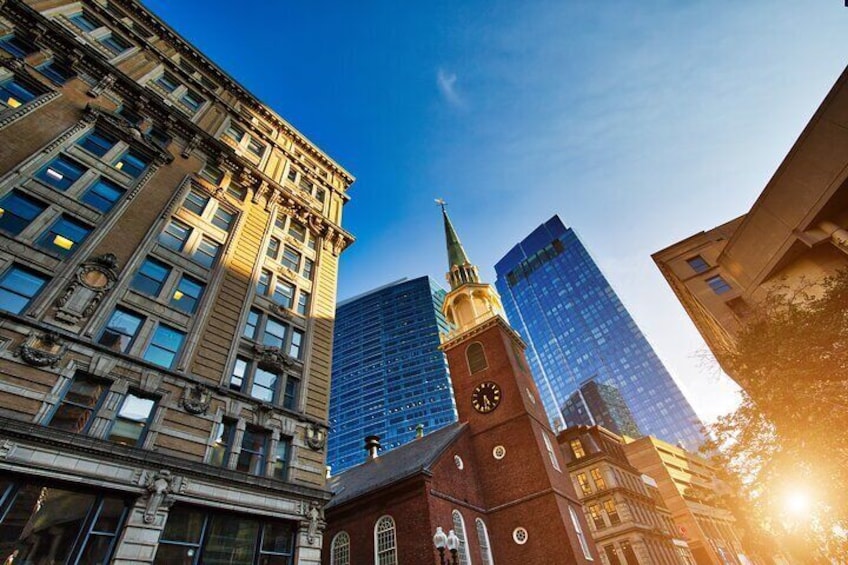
[436, 200, 505, 338]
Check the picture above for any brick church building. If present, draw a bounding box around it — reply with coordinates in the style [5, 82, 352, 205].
[322, 206, 599, 564]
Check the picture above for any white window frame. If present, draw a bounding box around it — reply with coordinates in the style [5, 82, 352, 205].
[475, 518, 494, 565]
[374, 515, 398, 565]
[451, 510, 472, 565]
[330, 531, 351, 565]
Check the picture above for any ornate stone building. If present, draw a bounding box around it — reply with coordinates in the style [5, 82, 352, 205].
[0, 0, 353, 563]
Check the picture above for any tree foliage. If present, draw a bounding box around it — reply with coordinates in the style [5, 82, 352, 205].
[706, 270, 848, 562]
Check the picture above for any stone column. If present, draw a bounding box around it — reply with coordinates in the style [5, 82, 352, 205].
[295, 502, 325, 565]
[112, 495, 171, 564]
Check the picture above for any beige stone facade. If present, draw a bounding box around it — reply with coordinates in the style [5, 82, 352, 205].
[652, 66, 848, 381]
[623, 436, 748, 565]
[0, 0, 353, 563]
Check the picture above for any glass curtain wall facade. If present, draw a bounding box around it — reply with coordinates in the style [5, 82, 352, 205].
[494, 216, 703, 450]
[328, 277, 456, 473]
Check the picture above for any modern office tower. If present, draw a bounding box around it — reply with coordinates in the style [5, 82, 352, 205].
[0, 1, 353, 563]
[562, 379, 641, 438]
[494, 216, 704, 450]
[328, 276, 455, 473]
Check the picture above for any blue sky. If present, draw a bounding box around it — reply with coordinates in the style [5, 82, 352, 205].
[144, 1, 848, 423]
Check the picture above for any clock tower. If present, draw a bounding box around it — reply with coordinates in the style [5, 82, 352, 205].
[437, 203, 598, 564]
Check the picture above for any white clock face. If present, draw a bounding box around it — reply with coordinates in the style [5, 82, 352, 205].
[471, 381, 501, 413]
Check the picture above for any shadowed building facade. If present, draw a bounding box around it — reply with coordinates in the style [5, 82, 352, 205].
[494, 216, 704, 450]
[0, 1, 354, 563]
[327, 276, 455, 474]
[562, 379, 641, 438]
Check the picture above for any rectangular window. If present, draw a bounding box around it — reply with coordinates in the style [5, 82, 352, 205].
[603, 499, 620, 525]
[155, 72, 179, 93]
[98, 307, 144, 353]
[199, 163, 223, 185]
[257, 269, 271, 296]
[82, 177, 125, 212]
[69, 12, 100, 32]
[570, 438, 586, 459]
[183, 189, 209, 216]
[274, 215, 287, 232]
[296, 291, 309, 316]
[78, 130, 118, 158]
[0, 190, 47, 235]
[170, 275, 204, 313]
[591, 468, 607, 490]
[577, 473, 592, 496]
[686, 255, 709, 273]
[302, 257, 314, 280]
[273, 280, 295, 309]
[35, 215, 92, 257]
[39, 60, 75, 84]
[588, 504, 605, 530]
[107, 393, 155, 446]
[706, 275, 732, 295]
[289, 328, 304, 360]
[286, 168, 297, 182]
[237, 427, 269, 475]
[224, 123, 246, 144]
[543, 433, 561, 472]
[246, 137, 265, 157]
[182, 90, 204, 113]
[211, 207, 235, 231]
[0, 78, 37, 109]
[130, 257, 171, 296]
[98, 34, 131, 56]
[263, 317, 287, 349]
[251, 368, 277, 403]
[281, 246, 300, 272]
[273, 439, 290, 480]
[298, 178, 312, 194]
[0, 35, 35, 58]
[143, 324, 185, 368]
[288, 221, 306, 243]
[159, 219, 192, 251]
[0, 264, 48, 314]
[192, 237, 220, 268]
[226, 183, 247, 201]
[283, 376, 298, 410]
[568, 506, 594, 560]
[266, 236, 280, 259]
[209, 421, 235, 467]
[243, 308, 260, 339]
[113, 149, 149, 178]
[229, 357, 248, 393]
[37, 155, 86, 191]
[46, 373, 107, 433]
[315, 187, 326, 204]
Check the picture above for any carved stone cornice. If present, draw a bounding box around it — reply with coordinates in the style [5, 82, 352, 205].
[83, 105, 174, 165]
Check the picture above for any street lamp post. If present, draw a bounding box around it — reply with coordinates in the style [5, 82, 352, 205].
[433, 526, 460, 565]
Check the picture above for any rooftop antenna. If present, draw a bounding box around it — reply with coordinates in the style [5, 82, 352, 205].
[435, 198, 447, 213]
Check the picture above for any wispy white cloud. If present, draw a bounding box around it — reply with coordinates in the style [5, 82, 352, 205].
[436, 68, 464, 108]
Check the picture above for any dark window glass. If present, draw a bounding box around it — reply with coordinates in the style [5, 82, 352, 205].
[181, 90, 203, 112]
[224, 123, 245, 143]
[283, 376, 298, 410]
[159, 219, 191, 251]
[211, 207, 234, 231]
[466, 342, 487, 373]
[687, 255, 709, 273]
[272, 440, 290, 480]
[192, 237, 220, 268]
[243, 309, 260, 339]
[0, 190, 46, 235]
[706, 275, 732, 295]
[39, 60, 75, 84]
[286, 168, 297, 182]
[47, 373, 107, 433]
[148, 127, 171, 149]
[0, 79, 37, 108]
[266, 236, 280, 259]
[183, 189, 209, 216]
[260, 521, 294, 561]
[69, 12, 100, 32]
[0, 34, 35, 57]
[257, 270, 271, 296]
[82, 177, 125, 212]
[263, 317, 286, 349]
[204, 514, 260, 563]
[143, 324, 185, 368]
[226, 183, 247, 201]
[315, 188, 326, 204]
[296, 291, 309, 316]
[171, 275, 204, 313]
[98, 307, 144, 353]
[36, 155, 85, 191]
[0, 264, 48, 314]
[35, 215, 92, 257]
[302, 258, 314, 281]
[246, 137, 264, 157]
[98, 34, 131, 56]
[130, 257, 171, 296]
[78, 130, 118, 157]
[209, 421, 235, 468]
[251, 368, 277, 403]
[199, 164, 223, 185]
[281, 247, 300, 272]
[155, 72, 179, 93]
[236, 427, 268, 475]
[273, 280, 294, 309]
[107, 393, 155, 446]
[230, 358, 248, 393]
[287, 221, 306, 243]
[114, 149, 149, 178]
[274, 215, 287, 232]
[289, 329, 304, 360]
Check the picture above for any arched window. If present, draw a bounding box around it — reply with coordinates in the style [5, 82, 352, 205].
[475, 518, 494, 565]
[331, 531, 350, 565]
[466, 342, 487, 374]
[452, 510, 472, 565]
[374, 515, 398, 565]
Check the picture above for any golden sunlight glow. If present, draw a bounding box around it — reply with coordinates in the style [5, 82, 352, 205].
[173, 290, 184, 301]
[784, 490, 811, 516]
[115, 161, 124, 170]
[6, 97, 21, 108]
[53, 235, 74, 250]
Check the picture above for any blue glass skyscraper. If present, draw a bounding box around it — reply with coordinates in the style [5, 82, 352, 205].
[494, 216, 704, 450]
[328, 276, 456, 473]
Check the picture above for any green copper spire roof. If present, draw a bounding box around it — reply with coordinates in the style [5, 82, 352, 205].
[438, 200, 471, 268]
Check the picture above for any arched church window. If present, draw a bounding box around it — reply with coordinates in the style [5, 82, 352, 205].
[466, 342, 487, 374]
